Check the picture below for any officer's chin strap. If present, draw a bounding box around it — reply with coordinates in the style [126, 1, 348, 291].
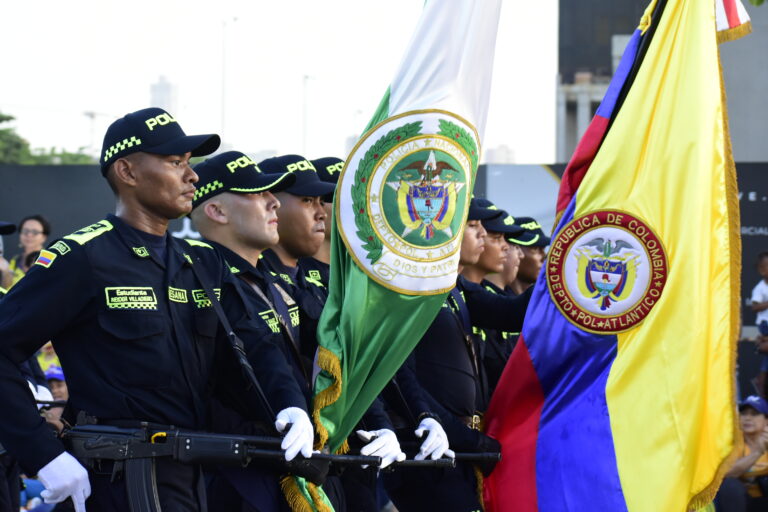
[188, 257, 277, 421]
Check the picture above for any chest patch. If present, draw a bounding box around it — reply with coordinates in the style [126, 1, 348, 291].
[105, 287, 158, 310]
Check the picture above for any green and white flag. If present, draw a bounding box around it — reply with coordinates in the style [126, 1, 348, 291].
[311, 0, 503, 458]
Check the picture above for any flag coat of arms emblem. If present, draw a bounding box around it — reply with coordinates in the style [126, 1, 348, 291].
[337, 110, 479, 295]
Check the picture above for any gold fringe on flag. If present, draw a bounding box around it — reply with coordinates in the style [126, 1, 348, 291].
[280, 477, 315, 512]
[311, 346, 344, 450]
[717, 21, 752, 44]
[686, 41, 744, 512]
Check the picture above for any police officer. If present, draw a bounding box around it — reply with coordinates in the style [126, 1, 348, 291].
[507, 216, 551, 295]
[0, 108, 313, 512]
[302, 156, 344, 288]
[384, 198, 533, 512]
[257, 155, 425, 510]
[190, 150, 348, 511]
[460, 199, 525, 394]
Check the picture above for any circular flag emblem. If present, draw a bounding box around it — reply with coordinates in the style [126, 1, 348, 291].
[546, 210, 668, 333]
[337, 110, 479, 295]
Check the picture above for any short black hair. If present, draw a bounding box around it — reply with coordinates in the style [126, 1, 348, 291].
[18, 214, 51, 236]
[758, 252, 768, 263]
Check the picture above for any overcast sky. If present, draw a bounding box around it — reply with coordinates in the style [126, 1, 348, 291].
[0, 1, 558, 163]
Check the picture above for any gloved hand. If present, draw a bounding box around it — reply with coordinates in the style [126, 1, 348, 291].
[356, 428, 406, 469]
[275, 407, 314, 461]
[37, 452, 90, 512]
[414, 417, 454, 460]
[28, 381, 54, 410]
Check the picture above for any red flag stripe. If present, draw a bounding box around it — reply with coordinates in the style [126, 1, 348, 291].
[723, 0, 741, 28]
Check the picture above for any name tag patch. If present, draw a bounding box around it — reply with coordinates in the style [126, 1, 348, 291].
[105, 287, 158, 310]
[168, 287, 188, 303]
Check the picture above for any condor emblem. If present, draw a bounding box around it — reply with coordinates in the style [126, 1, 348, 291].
[547, 210, 668, 333]
[336, 110, 479, 295]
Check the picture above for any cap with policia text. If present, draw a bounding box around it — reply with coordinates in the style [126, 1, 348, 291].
[258, 154, 336, 197]
[191, 151, 297, 210]
[311, 157, 343, 202]
[100, 107, 220, 175]
[312, 157, 344, 185]
[468, 197, 504, 222]
[506, 216, 551, 247]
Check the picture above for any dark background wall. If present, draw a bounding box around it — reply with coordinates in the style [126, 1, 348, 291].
[559, 0, 646, 81]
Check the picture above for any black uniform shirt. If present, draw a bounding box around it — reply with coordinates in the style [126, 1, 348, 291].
[477, 279, 520, 395]
[260, 249, 393, 432]
[259, 250, 326, 362]
[0, 215, 304, 473]
[298, 257, 330, 293]
[409, 277, 532, 419]
[209, 241, 313, 401]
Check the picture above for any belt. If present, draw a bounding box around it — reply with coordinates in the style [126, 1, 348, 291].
[460, 414, 483, 431]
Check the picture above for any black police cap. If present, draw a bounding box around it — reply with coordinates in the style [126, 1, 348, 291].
[468, 197, 504, 222]
[506, 216, 551, 247]
[483, 212, 525, 236]
[191, 151, 296, 210]
[100, 107, 220, 175]
[311, 157, 344, 185]
[258, 155, 336, 197]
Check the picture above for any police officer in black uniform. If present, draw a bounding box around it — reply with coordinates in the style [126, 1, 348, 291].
[507, 216, 550, 296]
[258, 155, 421, 510]
[0, 108, 313, 512]
[384, 198, 533, 512]
[190, 150, 346, 511]
[302, 156, 344, 289]
[461, 199, 525, 394]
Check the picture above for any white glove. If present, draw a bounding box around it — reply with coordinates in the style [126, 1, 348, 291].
[414, 417, 454, 460]
[37, 451, 90, 512]
[275, 407, 314, 461]
[28, 381, 54, 410]
[356, 428, 406, 469]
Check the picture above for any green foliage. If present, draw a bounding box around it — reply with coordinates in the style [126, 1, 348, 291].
[0, 112, 96, 165]
[749, 0, 764, 6]
[352, 121, 422, 264]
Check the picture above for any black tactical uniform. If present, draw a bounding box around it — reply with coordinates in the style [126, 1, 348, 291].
[0, 214, 306, 511]
[478, 279, 520, 394]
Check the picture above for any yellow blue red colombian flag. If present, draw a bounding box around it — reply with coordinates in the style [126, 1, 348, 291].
[484, 0, 749, 510]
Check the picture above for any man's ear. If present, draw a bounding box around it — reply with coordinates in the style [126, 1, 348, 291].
[204, 200, 228, 225]
[112, 156, 139, 188]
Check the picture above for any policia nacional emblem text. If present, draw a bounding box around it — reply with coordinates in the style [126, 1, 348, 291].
[337, 110, 480, 295]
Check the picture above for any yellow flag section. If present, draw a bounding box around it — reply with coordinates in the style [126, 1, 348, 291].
[574, 0, 740, 510]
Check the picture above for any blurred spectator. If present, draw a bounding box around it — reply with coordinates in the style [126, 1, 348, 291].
[0, 220, 17, 295]
[716, 396, 768, 512]
[750, 253, 768, 397]
[35, 342, 59, 374]
[0, 215, 50, 290]
[41, 366, 66, 433]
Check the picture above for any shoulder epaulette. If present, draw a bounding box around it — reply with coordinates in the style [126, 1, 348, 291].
[64, 220, 114, 246]
[185, 239, 213, 249]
